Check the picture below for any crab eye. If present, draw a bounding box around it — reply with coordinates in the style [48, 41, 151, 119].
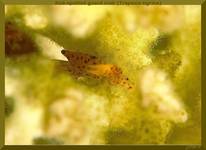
[61, 50, 66, 55]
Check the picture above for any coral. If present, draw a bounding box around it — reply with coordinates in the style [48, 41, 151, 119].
[5, 5, 201, 145]
[5, 21, 37, 56]
[5, 96, 15, 117]
[33, 136, 63, 145]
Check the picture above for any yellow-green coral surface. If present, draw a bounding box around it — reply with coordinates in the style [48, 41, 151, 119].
[5, 5, 201, 145]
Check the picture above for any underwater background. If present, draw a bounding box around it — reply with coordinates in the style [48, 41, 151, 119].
[5, 5, 201, 145]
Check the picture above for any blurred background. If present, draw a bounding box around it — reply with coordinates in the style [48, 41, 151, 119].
[5, 5, 201, 145]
